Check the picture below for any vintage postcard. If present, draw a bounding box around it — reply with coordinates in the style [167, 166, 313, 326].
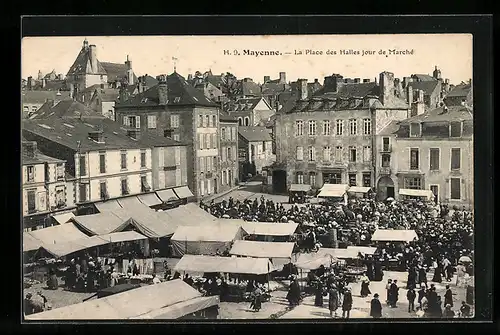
[22, 34, 475, 321]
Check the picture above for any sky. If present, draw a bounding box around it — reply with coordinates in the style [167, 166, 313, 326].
[22, 34, 472, 85]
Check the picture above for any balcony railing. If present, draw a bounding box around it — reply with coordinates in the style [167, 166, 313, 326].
[379, 166, 391, 175]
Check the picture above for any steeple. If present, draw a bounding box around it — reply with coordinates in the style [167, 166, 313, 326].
[83, 38, 89, 49]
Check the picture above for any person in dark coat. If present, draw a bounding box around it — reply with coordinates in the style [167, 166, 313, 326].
[286, 277, 301, 307]
[370, 293, 383, 318]
[46, 269, 59, 290]
[435, 296, 443, 318]
[432, 262, 443, 283]
[427, 286, 438, 317]
[407, 287, 416, 312]
[459, 301, 471, 317]
[417, 286, 426, 308]
[24, 293, 35, 316]
[342, 287, 353, 318]
[251, 286, 262, 312]
[373, 261, 383, 281]
[443, 304, 455, 318]
[418, 266, 427, 286]
[360, 273, 371, 298]
[444, 285, 453, 308]
[389, 280, 399, 308]
[314, 280, 324, 307]
[328, 284, 339, 318]
[385, 279, 392, 304]
[407, 266, 417, 289]
[366, 258, 374, 281]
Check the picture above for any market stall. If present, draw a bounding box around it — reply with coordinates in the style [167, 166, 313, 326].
[137, 192, 163, 208]
[398, 188, 434, 202]
[288, 184, 311, 204]
[94, 199, 122, 213]
[347, 186, 373, 198]
[70, 212, 132, 236]
[317, 184, 349, 205]
[229, 240, 295, 270]
[238, 221, 299, 242]
[370, 229, 419, 243]
[50, 212, 75, 225]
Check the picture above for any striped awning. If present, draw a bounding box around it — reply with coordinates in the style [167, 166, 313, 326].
[156, 189, 179, 202]
[137, 193, 162, 207]
[173, 186, 194, 199]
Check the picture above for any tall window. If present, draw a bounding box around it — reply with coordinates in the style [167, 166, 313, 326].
[335, 146, 342, 162]
[309, 172, 316, 186]
[404, 177, 422, 189]
[212, 115, 217, 127]
[206, 134, 211, 149]
[308, 146, 316, 161]
[429, 148, 440, 171]
[336, 120, 344, 135]
[79, 155, 86, 176]
[99, 181, 107, 199]
[382, 154, 391, 167]
[363, 146, 371, 162]
[450, 178, 461, 199]
[363, 173, 371, 187]
[323, 146, 331, 161]
[363, 118, 372, 135]
[170, 114, 180, 128]
[99, 152, 106, 174]
[222, 170, 227, 185]
[27, 189, 36, 212]
[120, 150, 127, 169]
[296, 146, 304, 161]
[79, 184, 87, 202]
[323, 120, 330, 135]
[208, 114, 213, 127]
[200, 157, 205, 172]
[410, 148, 419, 170]
[238, 118, 242, 126]
[410, 123, 421, 137]
[231, 127, 236, 141]
[227, 147, 232, 160]
[140, 150, 146, 168]
[450, 122, 462, 138]
[348, 173, 357, 186]
[173, 134, 180, 141]
[451, 148, 461, 170]
[204, 115, 209, 127]
[141, 175, 148, 192]
[198, 115, 203, 127]
[56, 163, 64, 180]
[382, 137, 390, 152]
[295, 120, 304, 136]
[349, 146, 357, 162]
[244, 117, 250, 126]
[221, 128, 226, 140]
[349, 119, 357, 135]
[308, 120, 317, 136]
[121, 178, 129, 196]
[147, 115, 157, 129]
[26, 166, 35, 182]
[296, 172, 304, 184]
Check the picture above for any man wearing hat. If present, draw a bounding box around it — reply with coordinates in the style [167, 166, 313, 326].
[370, 293, 383, 318]
[342, 287, 353, 318]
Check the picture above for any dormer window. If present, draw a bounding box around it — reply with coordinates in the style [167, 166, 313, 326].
[410, 122, 421, 137]
[449, 121, 462, 138]
[174, 97, 181, 103]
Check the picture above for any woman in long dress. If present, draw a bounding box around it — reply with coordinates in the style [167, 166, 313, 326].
[251, 286, 262, 312]
[432, 260, 443, 283]
[360, 273, 371, 298]
[328, 284, 339, 318]
[314, 280, 324, 307]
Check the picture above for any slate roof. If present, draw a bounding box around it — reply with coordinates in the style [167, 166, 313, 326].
[411, 74, 436, 82]
[93, 88, 120, 102]
[22, 91, 72, 104]
[29, 100, 105, 120]
[240, 80, 262, 96]
[238, 126, 272, 142]
[445, 84, 472, 98]
[314, 82, 379, 99]
[378, 120, 401, 136]
[22, 118, 185, 153]
[100, 62, 138, 83]
[67, 46, 107, 76]
[408, 80, 439, 96]
[32, 80, 69, 92]
[115, 72, 217, 108]
[43, 70, 57, 79]
[22, 148, 64, 165]
[205, 75, 224, 88]
[226, 97, 270, 112]
[261, 82, 290, 96]
[399, 105, 473, 124]
[139, 75, 159, 88]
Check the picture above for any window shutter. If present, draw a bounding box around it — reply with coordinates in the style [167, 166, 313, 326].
[136, 116, 141, 129]
[175, 147, 180, 165]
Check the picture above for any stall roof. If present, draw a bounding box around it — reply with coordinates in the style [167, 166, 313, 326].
[51, 212, 75, 225]
[156, 189, 179, 202]
[71, 212, 131, 235]
[398, 188, 434, 200]
[294, 253, 337, 270]
[111, 208, 174, 238]
[171, 224, 242, 242]
[40, 235, 110, 258]
[289, 184, 311, 192]
[27, 223, 90, 248]
[131, 295, 219, 319]
[26, 280, 202, 320]
[167, 203, 217, 224]
[318, 247, 360, 259]
[348, 186, 371, 194]
[96, 231, 148, 243]
[23, 233, 43, 252]
[317, 184, 349, 197]
[173, 186, 194, 199]
[346, 246, 377, 255]
[137, 193, 163, 207]
[240, 221, 298, 236]
[94, 200, 122, 212]
[371, 229, 418, 242]
[117, 196, 149, 209]
[230, 241, 295, 259]
[174, 255, 275, 275]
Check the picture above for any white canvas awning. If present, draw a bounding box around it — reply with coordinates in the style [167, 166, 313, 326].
[294, 253, 337, 270]
[230, 241, 295, 259]
[131, 295, 219, 319]
[318, 247, 360, 259]
[117, 196, 149, 209]
[371, 229, 419, 242]
[398, 188, 434, 200]
[51, 212, 75, 225]
[137, 193, 163, 207]
[348, 186, 371, 194]
[289, 184, 311, 192]
[173, 186, 194, 199]
[94, 200, 122, 212]
[174, 255, 275, 275]
[317, 184, 349, 197]
[156, 189, 179, 202]
[171, 224, 241, 242]
[71, 212, 131, 236]
[96, 231, 148, 243]
[40, 236, 110, 258]
[240, 222, 298, 236]
[27, 224, 90, 248]
[346, 246, 377, 255]
[23, 233, 43, 252]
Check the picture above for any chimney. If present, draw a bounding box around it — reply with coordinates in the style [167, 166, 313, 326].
[324, 74, 343, 93]
[88, 130, 104, 143]
[157, 74, 168, 105]
[379, 71, 395, 106]
[297, 79, 308, 100]
[38, 70, 43, 80]
[407, 85, 414, 104]
[354, 78, 361, 84]
[125, 55, 134, 86]
[279, 72, 286, 84]
[83, 38, 89, 49]
[23, 141, 37, 158]
[88, 45, 98, 73]
[70, 84, 75, 99]
[127, 129, 141, 140]
[264, 76, 270, 83]
[27, 76, 34, 90]
[433, 65, 442, 80]
[41, 78, 47, 88]
[314, 78, 319, 84]
[363, 79, 370, 83]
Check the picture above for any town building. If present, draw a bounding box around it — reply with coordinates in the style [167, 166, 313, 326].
[271, 72, 410, 194]
[28, 100, 106, 120]
[444, 81, 473, 108]
[225, 97, 275, 127]
[238, 126, 275, 180]
[21, 90, 72, 119]
[402, 67, 452, 110]
[219, 116, 239, 191]
[22, 117, 188, 205]
[261, 72, 291, 108]
[114, 73, 221, 199]
[22, 140, 74, 230]
[375, 105, 473, 207]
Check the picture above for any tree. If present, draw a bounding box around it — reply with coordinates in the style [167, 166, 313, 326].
[220, 72, 240, 98]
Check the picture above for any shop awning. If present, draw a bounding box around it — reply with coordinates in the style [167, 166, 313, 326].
[239, 222, 298, 236]
[289, 184, 311, 192]
[111, 208, 174, 238]
[71, 212, 131, 236]
[23, 233, 43, 252]
[230, 241, 295, 259]
[174, 255, 275, 275]
[137, 193, 163, 207]
[95, 231, 148, 244]
[346, 246, 377, 255]
[156, 189, 179, 203]
[398, 188, 434, 200]
[318, 247, 360, 259]
[348, 186, 372, 194]
[94, 200, 122, 213]
[371, 229, 419, 242]
[51, 212, 75, 225]
[26, 279, 203, 320]
[173, 186, 194, 199]
[294, 253, 337, 270]
[132, 295, 219, 319]
[117, 196, 149, 209]
[171, 224, 242, 242]
[317, 184, 349, 198]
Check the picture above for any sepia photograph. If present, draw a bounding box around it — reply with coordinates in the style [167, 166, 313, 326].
[21, 33, 476, 321]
